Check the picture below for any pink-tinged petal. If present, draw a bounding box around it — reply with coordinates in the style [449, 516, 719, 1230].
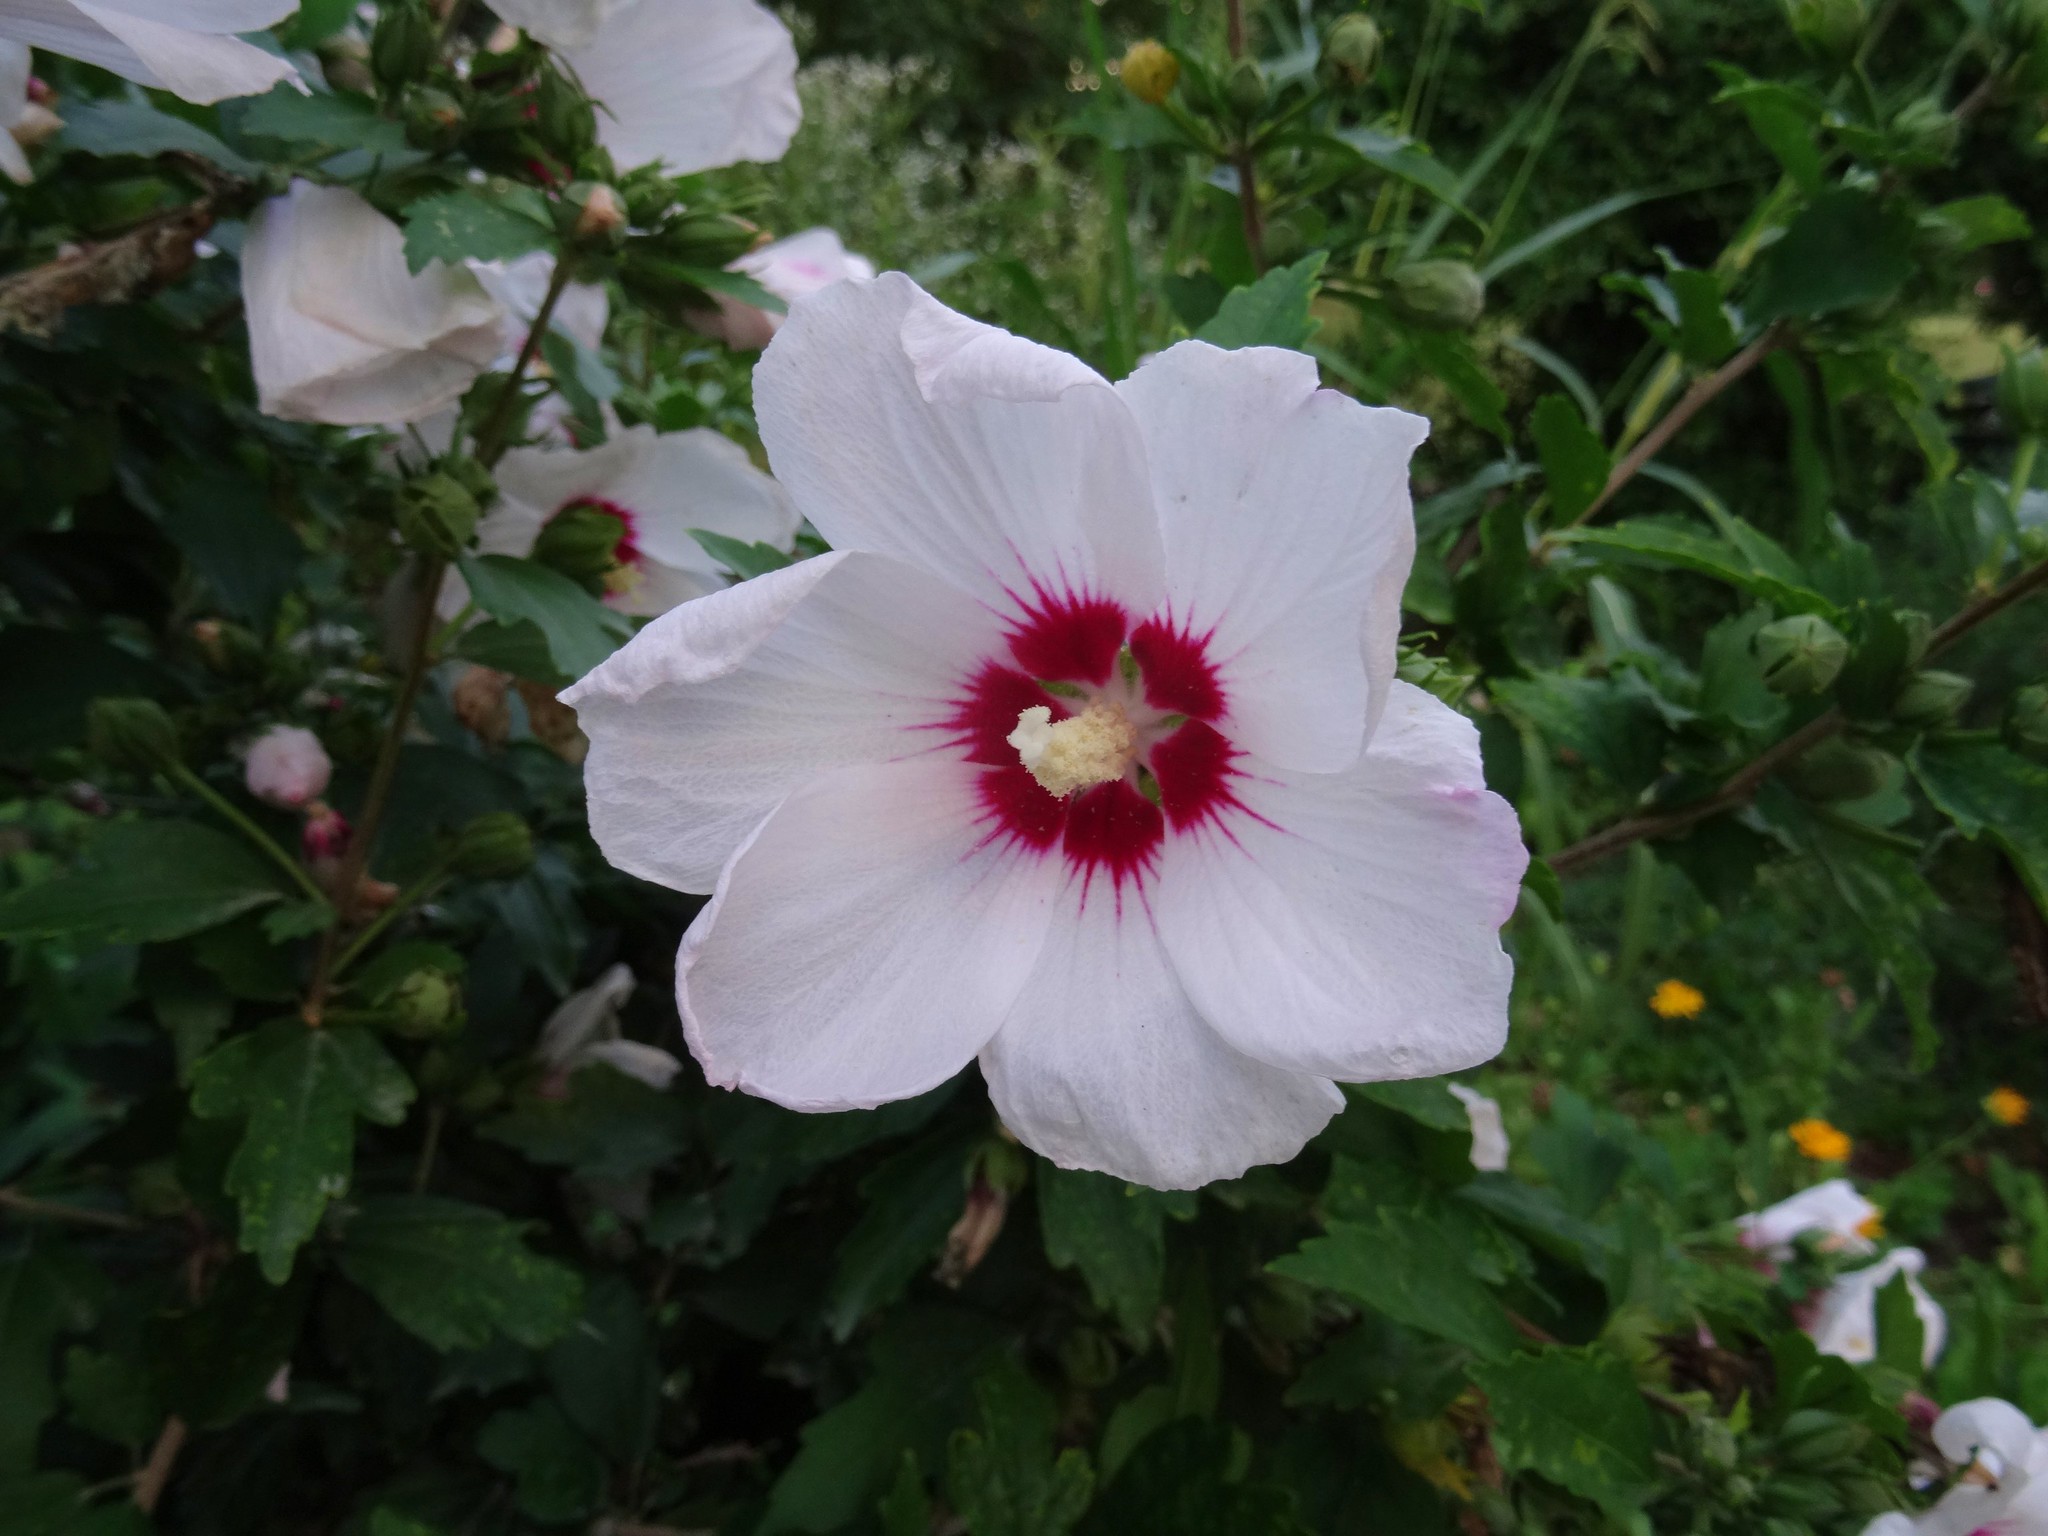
[980, 889, 1342, 1189]
[62, 1, 299, 102]
[562, 0, 799, 175]
[563, 550, 1009, 892]
[1448, 1082, 1510, 1172]
[680, 757, 1060, 1110]
[1153, 682, 1526, 1082]
[1117, 340, 1427, 769]
[755, 273, 1165, 624]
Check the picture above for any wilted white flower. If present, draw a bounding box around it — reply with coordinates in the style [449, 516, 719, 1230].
[1448, 1083, 1509, 1172]
[243, 725, 332, 810]
[1738, 1177, 1882, 1259]
[243, 182, 505, 426]
[1860, 1398, 2048, 1535]
[0, 0, 301, 105]
[691, 227, 877, 352]
[1808, 1247, 1946, 1370]
[535, 963, 681, 1089]
[0, 42, 58, 185]
[440, 422, 799, 620]
[566, 274, 1529, 1190]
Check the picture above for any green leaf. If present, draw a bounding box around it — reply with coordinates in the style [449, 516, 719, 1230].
[0, 820, 284, 946]
[62, 1345, 159, 1449]
[1667, 268, 1739, 367]
[457, 554, 633, 681]
[1530, 394, 1611, 524]
[1470, 1346, 1656, 1518]
[1481, 187, 1669, 283]
[403, 187, 555, 273]
[1924, 195, 2032, 253]
[947, 1359, 1095, 1536]
[0, 1471, 152, 1536]
[1556, 520, 1832, 613]
[149, 463, 306, 625]
[1268, 1208, 1520, 1358]
[451, 618, 567, 688]
[1038, 1166, 1192, 1337]
[0, 1248, 85, 1471]
[0, 628, 181, 767]
[476, 1399, 605, 1524]
[691, 529, 794, 580]
[545, 1276, 657, 1461]
[1411, 332, 1509, 440]
[233, 85, 408, 157]
[825, 1133, 975, 1341]
[1326, 128, 1479, 229]
[1874, 1269, 1926, 1377]
[336, 1196, 582, 1353]
[1080, 1420, 1313, 1536]
[879, 1453, 933, 1536]
[190, 1022, 416, 1283]
[481, 1066, 690, 1182]
[1194, 254, 1326, 351]
[1712, 67, 1824, 190]
[1749, 189, 1917, 323]
[145, 1259, 307, 1429]
[1912, 736, 2048, 916]
[1352, 1080, 1471, 1133]
[56, 98, 258, 175]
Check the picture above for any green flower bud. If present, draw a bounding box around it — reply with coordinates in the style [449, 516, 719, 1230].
[622, 173, 677, 228]
[1898, 608, 1932, 667]
[451, 812, 535, 880]
[652, 211, 760, 270]
[387, 970, 464, 1040]
[87, 697, 181, 772]
[1755, 613, 1850, 695]
[1889, 96, 1959, 166]
[1224, 57, 1268, 119]
[1784, 738, 1895, 803]
[1120, 39, 1180, 106]
[2005, 683, 2048, 761]
[531, 502, 628, 587]
[403, 86, 466, 153]
[534, 67, 598, 163]
[1785, 0, 1865, 62]
[1320, 13, 1383, 90]
[2000, 345, 2048, 439]
[395, 471, 482, 559]
[564, 182, 629, 247]
[371, 1, 439, 90]
[1891, 668, 1974, 729]
[190, 618, 263, 677]
[1389, 260, 1487, 331]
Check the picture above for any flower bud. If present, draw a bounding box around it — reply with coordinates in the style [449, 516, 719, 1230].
[622, 173, 676, 228]
[87, 697, 180, 772]
[1388, 260, 1486, 331]
[318, 34, 375, 95]
[190, 618, 263, 676]
[451, 811, 535, 879]
[2005, 683, 2048, 761]
[302, 802, 351, 861]
[1120, 40, 1180, 106]
[569, 183, 629, 246]
[2000, 346, 2048, 439]
[532, 502, 627, 586]
[1889, 96, 1958, 166]
[387, 969, 464, 1040]
[1755, 613, 1849, 695]
[1898, 609, 1932, 667]
[403, 86, 466, 153]
[1224, 57, 1269, 119]
[533, 68, 598, 163]
[395, 471, 482, 559]
[1320, 13, 1383, 90]
[1784, 739, 1895, 803]
[1785, 0, 1865, 62]
[371, 0, 439, 90]
[244, 725, 333, 810]
[1890, 668, 1974, 730]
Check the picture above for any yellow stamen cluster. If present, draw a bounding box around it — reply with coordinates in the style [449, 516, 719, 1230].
[1789, 1118, 1852, 1163]
[1008, 702, 1138, 799]
[1649, 978, 1706, 1020]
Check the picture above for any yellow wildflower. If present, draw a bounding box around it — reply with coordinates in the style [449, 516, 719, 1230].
[1649, 979, 1706, 1020]
[1790, 1118, 1853, 1163]
[1986, 1087, 2032, 1127]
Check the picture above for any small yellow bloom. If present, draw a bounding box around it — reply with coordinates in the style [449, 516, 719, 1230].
[1986, 1087, 2032, 1127]
[1119, 40, 1181, 106]
[1649, 979, 1706, 1020]
[1856, 1211, 1885, 1241]
[1790, 1118, 1853, 1163]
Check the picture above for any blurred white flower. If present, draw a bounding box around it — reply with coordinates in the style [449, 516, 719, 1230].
[469, 250, 610, 358]
[1448, 1083, 1509, 1172]
[440, 421, 799, 619]
[535, 963, 681, 1089]
[566, 274, 1528, 1190]
[1738, 1177, 1882, 1259]
[691, 227, 877, 352]
[1808, 1247, 1946, 1370]
[0, 0, 301, 105]
[243, 725, 331, 810]
[0, 42, 59, 185]
[1859, 1398, 2048, 1535]
[244, 182, 505, 426]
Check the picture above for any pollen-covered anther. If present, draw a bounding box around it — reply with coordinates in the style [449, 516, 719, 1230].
[1008, 702, 1139, 798]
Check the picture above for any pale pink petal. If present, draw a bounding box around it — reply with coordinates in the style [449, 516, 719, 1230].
[1153, 682, 1525, 1082]
[589, 426, 799, 577]
[1808, 1249, 1945, 1370]
[563, 550, 1009, 892]
[980, 890, 1343, 1189]
[243, 724, 331, 809]
[754, 273, 1165, 623]
[679, 757, 1060, 1110]
[1118, 341, 1426, 770]
[577, 1039, 682, 1089]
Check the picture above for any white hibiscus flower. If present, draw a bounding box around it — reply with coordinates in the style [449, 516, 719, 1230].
[692, 227, 877, 352]
[0, 41, 59, 185]
[564, 273, 1530, 1190]
[1738, 1177, 1883, 1259]
[1449, 1083, 1510, 1172]
[535, 963, 681, 1089]
[1860, 1398, 2048, 1535]
[0, 0, 300, 105]
[1807, 1247, 1947, 1371]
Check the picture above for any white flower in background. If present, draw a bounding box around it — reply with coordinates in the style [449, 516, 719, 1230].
[1860, 1398, 2048, 1535]
[1807, 1247, 1946, 1370]
[535, 963, 681, 1089]
[0, 0, 301, 105]
[469, 250, 610, 359]
[1448, 1083, 1509, 1172]
[243, 725, 332, 810]
[565, 274, 1529, 1190]
[543, 0, 799, 175]
[440, 421, 799, 621]
[691, 228, 878, 352]
[243, 181, 505, 426]
[0, 41, 60, 185]
[1738, 1177, 1883, 1259]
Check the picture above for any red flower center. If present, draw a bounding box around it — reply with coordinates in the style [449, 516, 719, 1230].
[554, 496, 644, 569]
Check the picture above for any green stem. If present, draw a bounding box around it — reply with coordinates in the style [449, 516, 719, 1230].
[472, 257, 573, 467]
[166, 764, 328, 907]
[1082, 1, 1139, 376]
[331, 863, 453, 982]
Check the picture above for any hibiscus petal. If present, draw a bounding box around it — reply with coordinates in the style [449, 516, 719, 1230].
[563, 550, 1009, 892]
[1118, 340, 1427, 770]
[1934, 1398, 2039, 1476]
[1153, 681, 1526, 1082]
[487, 0, 609, 49]
[67, 1, 299, 102]
[535, 961, 635, 1065]
[562, 0, 799, 175]
[577, 1039, 683, 1090]
[755, 273, 1166, 624]
[679, 757, 1059, 1110]
[981, 889, 1343, 1189]
[590, 425, 799, 577]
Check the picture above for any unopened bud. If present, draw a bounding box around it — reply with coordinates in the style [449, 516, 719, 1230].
[1899, 609, 1933, 667]
[2005, 683, 2048, 761]
[190, 618, 262, 675]
[1389, 260, 1486, 331]
[1320, 13, 1383, 90]
[534, 67, 598, 163]
[516, 679, 587, 764]
[1786, 0, 1865, 62]
[404, 86, 466, 153]
[1785, 739, 1895, 803]
[571, 183, 629, 245]
[371, 1, 438, 89]
[244, 724, 333, 810]
[388, 970, 464, 1040]
[1889, 96, 1958, 166]
[87, 697, 180, 772]
[532, 502, 627, 586]
[302, 802, 351, 861]
[451, 811, 534, 879]
[395, 471, 482, 559]
[1224, 57, 1269, 118]
[2000, 346, 2048, 439]
[622, 174, 676, 228]
[1755, 614, 1849, 695]
[1891, 668, 1974, 729]
[317, 34, 375, 95]
[1120, 40, 1180, 106]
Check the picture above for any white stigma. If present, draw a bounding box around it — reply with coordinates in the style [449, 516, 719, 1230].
[1008, 703, 1138, 798]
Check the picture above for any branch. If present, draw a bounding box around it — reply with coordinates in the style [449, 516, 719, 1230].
[0, 1187, 144, 1231]
[0, 200, 222, 339]
[133, 1416, 188, 1514]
